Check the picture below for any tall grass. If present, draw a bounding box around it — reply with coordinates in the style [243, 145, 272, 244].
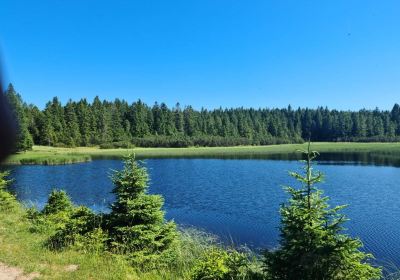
[4, 153, 91, 165]
[5, 142, 400, 165]
[0, 192, 261, 279]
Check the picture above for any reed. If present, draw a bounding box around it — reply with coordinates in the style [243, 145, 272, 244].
[5, 142, 400, 165]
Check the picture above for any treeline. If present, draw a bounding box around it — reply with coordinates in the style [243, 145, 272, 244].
[5, 83, 400, 151]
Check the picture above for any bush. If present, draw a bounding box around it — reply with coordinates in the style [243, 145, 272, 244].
[28, 190, 75, 233]
[99, 141, 134, 149]
[0, 171, 17, 210]
[130, 135, 302, 148]
[131, 136, 192, 148]
[28, 190, 106, 251]
[42, 190, 73, 215]
[48, 206, 105, 251]
[191, 247, 260, 280]
[53, 142, 69, 148]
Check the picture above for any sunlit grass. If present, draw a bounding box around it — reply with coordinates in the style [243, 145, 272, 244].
[0, 198, 255, 279]
[4, 142, 400, 165]
[0, 202, 138, 279]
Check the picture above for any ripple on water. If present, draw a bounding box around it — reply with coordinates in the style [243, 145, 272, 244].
[5, 158, 400, 268]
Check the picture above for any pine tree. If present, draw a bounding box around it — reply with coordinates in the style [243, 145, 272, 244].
[4, 84, 33, 151]
[91, 96, 105, 144]
[41, 109, 56, 146]
[110, 103, 126, 142]
[44, 97, 66, 145]
[391, 104, 400, 134]
[107, 155, 177, 266]
[11, 82, 400, 147]
[130, 100, 150, 137]
[42, 190, 73, 215]
[100, 101, 114, 143]
[76, 99, 93, 146]
[183, 106, 198, 136]
[264, 143, 382, 280]
[25, 105, 43, 144]
[161, 102, 176, 136]
[64, 100, 81, 147]
[174, 102, 184, 134]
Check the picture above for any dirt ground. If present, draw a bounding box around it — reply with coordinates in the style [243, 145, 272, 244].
[0, 263, 40, 280]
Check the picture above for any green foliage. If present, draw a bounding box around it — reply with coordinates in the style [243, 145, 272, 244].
[4, 83, 33, 151]
[1, 161, 262, 279]
[47, 206, 105, 252]
[28, 190, 105, 253]
[10, 83, 400, 149]
[191, 248, 230, 280]
[0, 171, 12, 189]
[0, 171, 17, 210]
[99, 141, 134, 149]
[42, 190, 73, 215]
[106, 154, 178, 267]
[29, 191, 75, 234]
[0, 195, 264, 280]
[191, 247, 261, 280]
[264, 143, 382, 280]
[33, 155, 179, 269]
[64, 100, 82, 147]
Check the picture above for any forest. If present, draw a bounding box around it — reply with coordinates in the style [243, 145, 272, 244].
[5, 83, 400, 151]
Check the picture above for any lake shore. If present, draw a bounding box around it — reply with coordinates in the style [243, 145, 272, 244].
[4, 142, 400, 165]
[0, 193, 231, 280]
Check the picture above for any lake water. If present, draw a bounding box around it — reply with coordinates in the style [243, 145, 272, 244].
[5, 157, 400, 269]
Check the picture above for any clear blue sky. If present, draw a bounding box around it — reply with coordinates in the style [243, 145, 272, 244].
[1, 0, 399, 110]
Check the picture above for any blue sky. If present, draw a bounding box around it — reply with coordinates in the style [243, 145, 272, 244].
[1, 0, 399, 110]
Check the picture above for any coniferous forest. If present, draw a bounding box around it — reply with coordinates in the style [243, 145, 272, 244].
[5, 83, 400, 151]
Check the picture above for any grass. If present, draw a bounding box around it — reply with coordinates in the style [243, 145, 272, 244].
[0, 200, 215, 279]
[0, 193, 260, 280]
[0, 202, 137, 279]
[4, 150, 91, 165]
[4, 142, 400, 165]
[1, 144, 398, 278]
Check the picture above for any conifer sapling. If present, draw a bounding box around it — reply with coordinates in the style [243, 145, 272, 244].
[107, 154, 177, 266]
[264, 142, 382, 280]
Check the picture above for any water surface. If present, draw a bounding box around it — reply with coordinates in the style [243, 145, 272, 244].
[6, 158, 400, 269]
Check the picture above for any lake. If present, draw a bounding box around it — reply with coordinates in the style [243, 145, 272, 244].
[5, 156, 400, 269]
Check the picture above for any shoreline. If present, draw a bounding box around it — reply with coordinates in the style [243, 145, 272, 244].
[3, 142, 400, 165]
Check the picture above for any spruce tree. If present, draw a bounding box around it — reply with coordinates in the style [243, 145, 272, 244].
[174, 102, 184, 134]
[107, 154, 177, 266]
[129, 100, 150, 137]
[64, 100, 81, 147]
[4, 84, 33, 151]
[41, 110, 56, 146]
[264, 142, 382, 280]
[110, 103, 126, 142]
[76, 99, 93, 146]
[48, 97, 67, 144]
[11, 82, 400, 146]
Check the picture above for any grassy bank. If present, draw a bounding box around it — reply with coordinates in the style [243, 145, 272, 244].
[4, 142, 400, 165]
[4, 153, 91, 165]
[0, 198, 259, 280]
[0, 200, 139, 279]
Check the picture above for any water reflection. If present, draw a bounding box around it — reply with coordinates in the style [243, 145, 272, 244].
[92, 151, 400, 167]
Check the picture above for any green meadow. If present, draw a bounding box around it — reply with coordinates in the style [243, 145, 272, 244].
[4, 142, 400, 165]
